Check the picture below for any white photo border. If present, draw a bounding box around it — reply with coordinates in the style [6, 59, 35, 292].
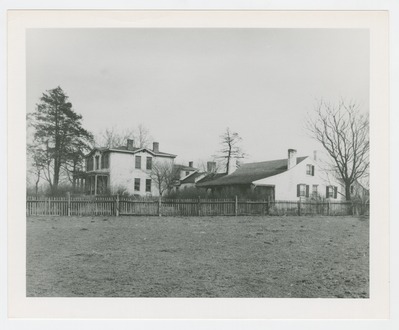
[6, 8, 391, 324]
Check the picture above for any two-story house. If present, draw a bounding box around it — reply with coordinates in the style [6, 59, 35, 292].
[196, 149, 345, 201]
[83, 139, 176, 196]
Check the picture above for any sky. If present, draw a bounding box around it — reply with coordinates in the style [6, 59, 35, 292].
[26, 28, 369, 165]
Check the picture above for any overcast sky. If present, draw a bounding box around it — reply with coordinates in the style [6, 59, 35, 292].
[26, 28, 369, 165]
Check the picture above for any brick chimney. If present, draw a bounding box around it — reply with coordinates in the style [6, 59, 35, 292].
[288, 149, 297, 170]
[127, 139, 134, 151]
[189, 161, 193, 168]
[207, 161, 216, 173]
[152, 142, 159, 153]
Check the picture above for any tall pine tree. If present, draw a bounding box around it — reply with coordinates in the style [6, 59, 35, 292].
[28, 86, 93, 193]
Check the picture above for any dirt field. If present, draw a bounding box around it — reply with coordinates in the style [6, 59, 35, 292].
[26, 215, 369, 298]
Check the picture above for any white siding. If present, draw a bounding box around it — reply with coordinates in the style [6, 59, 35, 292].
[109, 151, 174, 196]
[253, 157, 345, 201]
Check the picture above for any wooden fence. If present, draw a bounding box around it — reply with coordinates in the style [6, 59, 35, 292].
[26, 195, 369, 217]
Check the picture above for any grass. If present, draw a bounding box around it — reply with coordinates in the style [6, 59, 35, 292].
[26, 215, 369, 298]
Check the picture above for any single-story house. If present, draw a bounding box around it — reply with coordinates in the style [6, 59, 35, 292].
[196, 149, 346, 201]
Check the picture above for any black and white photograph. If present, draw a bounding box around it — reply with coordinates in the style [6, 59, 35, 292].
[5, 9, 392, 322]
[25, 26, 372, 298]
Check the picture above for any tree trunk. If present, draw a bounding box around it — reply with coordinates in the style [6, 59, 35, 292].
[53, 157, 61, 192]
[345, 183, 351, 201]
[35, 170, 40, 198]
[53, 164, 59, 192]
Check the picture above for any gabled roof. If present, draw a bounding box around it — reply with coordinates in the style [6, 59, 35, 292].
[86, 145, 176, 158]
[180, 172, 205, 184]
[196, 172, 228, 185]
[196, 157, 308, 187]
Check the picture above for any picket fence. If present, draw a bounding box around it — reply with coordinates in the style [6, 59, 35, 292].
[26, 195, 369, 217]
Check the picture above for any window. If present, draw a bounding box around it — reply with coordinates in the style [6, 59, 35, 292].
[326, 186, 338, 199]
[306, 164, 315, 176]
[146, 179, 151, 192]
[101, 153, 109, 169]
[312, 185, 318, 196]
[95, 155, 100, 170]
[297, 184, 309, 197]
[185, 171, 190, 176]
[134, 178, 140, 191]
[146, 157, 152, 170]
[86, 157, 93, 171]
[135, 156, 141, 169]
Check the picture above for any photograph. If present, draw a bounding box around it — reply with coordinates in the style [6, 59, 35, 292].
[5, 9, 392, 322]
[25, 27, 370, 299]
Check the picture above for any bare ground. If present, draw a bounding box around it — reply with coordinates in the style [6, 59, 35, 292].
[26, 215, 369, 298]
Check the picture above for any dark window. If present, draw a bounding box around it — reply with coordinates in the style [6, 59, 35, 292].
[95, 156, 100, 170]
[326, 186, 338, 199]
[135, 156, 141, 169]
[146, 179, 151, 192]
[297, 184, 309, 197]
[146, 157, 152, 170]
[86, 157, 94, 171]
[101, 153, 109, 169]
[306, 164, 315, 176]
[134, 178, 140, 191]
[185, 171, 190, 176]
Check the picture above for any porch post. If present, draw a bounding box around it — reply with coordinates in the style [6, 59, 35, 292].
[94, 174, 98, 195]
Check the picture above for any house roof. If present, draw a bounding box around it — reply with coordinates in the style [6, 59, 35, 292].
[180, 172, 204, 184]
[196, 157, 308, 187]
[196, 172, 228, 185]
[173, 164, 198, 171]
[87, 145, 176, 158]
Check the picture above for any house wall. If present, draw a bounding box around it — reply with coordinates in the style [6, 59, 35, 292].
[109, 151, 174, 196]
[179, 169, 196, 180]
[178, 172, 207, 191]
[179, 182, 197, 190]
[253, 157, 345, 201]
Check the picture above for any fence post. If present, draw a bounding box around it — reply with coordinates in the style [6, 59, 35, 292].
[235, 196, 238, 216]
[115, 194, 119, 216]
[67, 192, 71, 216]
[327, 201, 330, 216]
[297, 199, 301, 216]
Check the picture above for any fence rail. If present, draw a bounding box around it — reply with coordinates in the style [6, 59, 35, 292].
[26, 195, 369, 217]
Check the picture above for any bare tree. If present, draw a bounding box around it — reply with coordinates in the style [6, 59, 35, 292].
[195, 158, 222, 173]
[149, 160, 178, 197]
[306, 100, 369, 201]
[215, 127, 246, 174]
[27, 144, 44, 196]
[95, 124, 152, 149]
[96, 127, 136, 148]
[26, 140, 54, 191]
[136, 124, 152, 148]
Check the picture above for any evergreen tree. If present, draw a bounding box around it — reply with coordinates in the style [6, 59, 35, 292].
[28, 86, 93, 193]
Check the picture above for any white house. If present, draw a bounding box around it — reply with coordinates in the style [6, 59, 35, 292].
[82, 139, 176, 196]
[174, 161, 198, 181]
[196, 149, 346, 201]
